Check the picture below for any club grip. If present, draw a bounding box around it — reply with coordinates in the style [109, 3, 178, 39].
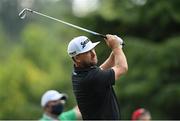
[98, 34, 125, 46]
[98, 34, 107, 39]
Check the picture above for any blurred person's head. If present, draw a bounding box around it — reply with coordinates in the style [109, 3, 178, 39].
[131, 108, 151, 121]
[41, 90, 67, 117]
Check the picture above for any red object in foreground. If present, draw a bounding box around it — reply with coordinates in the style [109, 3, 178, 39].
[132, 108, 145, 120]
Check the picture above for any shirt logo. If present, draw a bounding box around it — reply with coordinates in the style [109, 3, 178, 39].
[73, 71, 77, 75]
[80, 39, 90, 49]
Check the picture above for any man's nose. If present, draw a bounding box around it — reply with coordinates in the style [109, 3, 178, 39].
[90, 49, 96, 57]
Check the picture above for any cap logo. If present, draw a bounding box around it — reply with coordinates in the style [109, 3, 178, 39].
[80, 39, 90, 49]
[69, 51, 76, 56]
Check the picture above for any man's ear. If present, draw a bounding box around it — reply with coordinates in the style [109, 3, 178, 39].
[44, 104, 51, 112]
[73, 56, 81, 63]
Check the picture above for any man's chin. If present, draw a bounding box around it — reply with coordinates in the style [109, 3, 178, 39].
[88, 62, 96, 67]
[93, 59, 98, 64]
[84, 63, 97, 68]
[92, 60, 98, 66]
[81, 59, 98, 68]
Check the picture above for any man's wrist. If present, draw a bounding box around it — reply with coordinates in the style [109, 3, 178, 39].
[113, 46, 122, 51]
[112, 44, 123, 50]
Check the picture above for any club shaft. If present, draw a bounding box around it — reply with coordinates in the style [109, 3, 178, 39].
[26, 9, 106, 38]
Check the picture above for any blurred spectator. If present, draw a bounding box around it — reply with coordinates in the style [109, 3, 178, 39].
[131, 108, 151, 121]
[39, 90, 81, 121]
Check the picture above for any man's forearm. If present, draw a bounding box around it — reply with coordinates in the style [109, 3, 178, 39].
[100, 52, 115, 70]
[113, 47, 128, 77]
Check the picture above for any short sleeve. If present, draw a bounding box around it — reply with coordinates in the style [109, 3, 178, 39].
[59, 108, 77, 120]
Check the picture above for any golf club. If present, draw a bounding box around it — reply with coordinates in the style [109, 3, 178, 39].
[19, 8, 106, 38]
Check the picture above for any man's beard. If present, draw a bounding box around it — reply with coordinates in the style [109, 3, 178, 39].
[81, 60, 98, 68]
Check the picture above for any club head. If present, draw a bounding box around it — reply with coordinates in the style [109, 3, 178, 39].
[19, 8, 27, 19]
[19, 8, 33, 19]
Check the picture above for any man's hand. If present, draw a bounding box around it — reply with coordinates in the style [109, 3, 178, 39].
[105, 34, 124, 49]
[115, 35, 124, 45]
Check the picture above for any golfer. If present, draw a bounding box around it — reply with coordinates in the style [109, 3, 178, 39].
[67, 34, 128, 120]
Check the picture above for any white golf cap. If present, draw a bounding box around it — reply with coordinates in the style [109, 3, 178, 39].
[67, 36, 100, 57]
[41, 90, 67, 107]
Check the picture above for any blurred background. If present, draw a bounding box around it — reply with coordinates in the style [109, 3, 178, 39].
[0, 0, 180, 119]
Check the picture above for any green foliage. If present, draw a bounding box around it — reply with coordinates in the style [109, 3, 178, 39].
[97, 0, 180, 41]
[0, 23, 8, 61]
[114, 36, 180, 119]
[0, 22, 75, 119]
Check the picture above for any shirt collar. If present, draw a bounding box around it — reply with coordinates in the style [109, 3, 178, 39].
[43, 113, 59, 121]
[73, 65, 97, 72]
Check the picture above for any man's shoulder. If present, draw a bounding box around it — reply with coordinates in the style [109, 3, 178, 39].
[88, 66, 113, 78]
[59, 108, 77, 120]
